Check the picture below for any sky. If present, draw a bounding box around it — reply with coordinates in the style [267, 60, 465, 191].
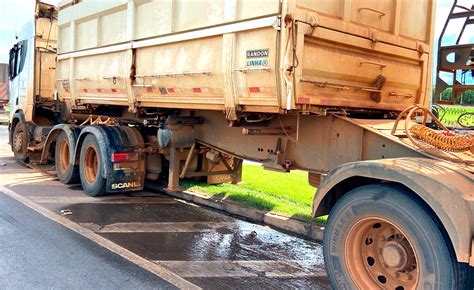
[435, 0, 474, 45]
[0, 0, 58, 64]
[0, 0, 472, 79]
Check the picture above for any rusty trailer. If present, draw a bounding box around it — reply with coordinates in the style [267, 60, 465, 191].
[6, 1, 474, 289]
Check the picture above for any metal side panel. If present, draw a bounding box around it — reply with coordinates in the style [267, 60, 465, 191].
[58, 0, 281, 51]
[134, 25, 280, 114]
[134, 35, 226, 109]
[66, 50, 130, 106]
[295, 0, 435, 52]
[193, 111, 426, 174]
[295, 29, 430, 111]
[57, 0, 282, 114]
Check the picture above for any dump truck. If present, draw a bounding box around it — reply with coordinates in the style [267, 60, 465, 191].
[7, 1, 474, 288]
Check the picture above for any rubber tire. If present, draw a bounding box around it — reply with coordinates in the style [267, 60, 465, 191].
[323, 184, 469, 290]
[79, 134, 106, 197]
[55, 131, 80, 184]
[12, 122, 29, 163]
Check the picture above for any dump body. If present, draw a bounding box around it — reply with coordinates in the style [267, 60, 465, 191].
[56, 0, 435, 117]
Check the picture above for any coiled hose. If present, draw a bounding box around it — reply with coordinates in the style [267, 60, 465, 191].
[392, 105, 473, 164]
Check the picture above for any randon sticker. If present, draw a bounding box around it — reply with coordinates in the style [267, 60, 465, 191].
[246, 49, 269, 67]
[246, 49, 269, 58]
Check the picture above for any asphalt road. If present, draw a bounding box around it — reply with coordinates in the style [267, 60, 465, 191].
[0, 126, 174, 288]
[0, 125, 329, 289]
[0, 193, 175, 289]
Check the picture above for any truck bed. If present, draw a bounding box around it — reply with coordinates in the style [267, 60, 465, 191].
[56, 0, 435, 118]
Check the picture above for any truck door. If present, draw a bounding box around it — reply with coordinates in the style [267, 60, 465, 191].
[8, 39, 32, 121]
[8, 43, 20, 118]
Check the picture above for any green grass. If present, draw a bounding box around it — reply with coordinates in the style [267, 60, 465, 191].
[181, 164, 326, 224]
[182, 106, 473, 226]
[438, 106, 474, 128]
[182, 106, 474, 224]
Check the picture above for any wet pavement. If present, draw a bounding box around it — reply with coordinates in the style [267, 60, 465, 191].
[0, 192, 175, 289]
[0, 126, 329, 289]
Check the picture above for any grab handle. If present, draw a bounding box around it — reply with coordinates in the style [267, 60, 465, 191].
[234, 66, 270, 73]
[358, 8, 386, 19]
[359, 61, 386, 68]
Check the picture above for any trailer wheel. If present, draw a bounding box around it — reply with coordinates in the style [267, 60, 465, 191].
[323, 184, 468, 290]
[55, 131, 80, 184]
[12, 122, 29, 162]
[79, 134, 106, 196]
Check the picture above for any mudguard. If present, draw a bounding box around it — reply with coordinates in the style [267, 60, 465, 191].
[10, 110, 26, 124]
[74, 126, 145, 193]
[312, 157, 474, 264]
[40, 124, 81, 164]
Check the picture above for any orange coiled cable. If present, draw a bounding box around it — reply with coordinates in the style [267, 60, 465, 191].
[409, 124, 472, 152]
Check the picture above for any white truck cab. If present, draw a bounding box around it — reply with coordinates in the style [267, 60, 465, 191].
[8, 2, 57, 160]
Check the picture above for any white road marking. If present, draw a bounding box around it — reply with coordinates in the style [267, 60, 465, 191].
[80, 221, 236, 233]
[0, 175, 56, 186]
[28, 195, 178, 204]
[0, 185, 200, 290]
[154, 260, 326, 278]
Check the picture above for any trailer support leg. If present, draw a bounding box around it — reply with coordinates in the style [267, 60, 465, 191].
[167, 146, 181, 192]
[231, 158, 243, 184]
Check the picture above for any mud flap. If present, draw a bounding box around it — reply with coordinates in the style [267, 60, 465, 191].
[106, 172, 145, 193]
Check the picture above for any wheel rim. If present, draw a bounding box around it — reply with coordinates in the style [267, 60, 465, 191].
[58, 139, 70, 172]
[345, 217, 419, 290]
[84, 145, 98, 183]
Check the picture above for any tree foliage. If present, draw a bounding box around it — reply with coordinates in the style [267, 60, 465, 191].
[432, 87, 474, 105]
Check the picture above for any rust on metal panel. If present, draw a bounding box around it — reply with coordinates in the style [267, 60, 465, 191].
[193, 111, 427, 174]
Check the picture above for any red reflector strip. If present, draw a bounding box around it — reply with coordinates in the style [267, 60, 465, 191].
[249, 87, 260, 93]
[96, 88, 103, 93]
[146, 87, 153, 93]
[111, 88, 117, 93]
[297, 97, 310, 104]
[193, 88, 202, 93]
[167, 88, 175, 93]
[111, 152, 139, 163]
[83, 89, 89, 93]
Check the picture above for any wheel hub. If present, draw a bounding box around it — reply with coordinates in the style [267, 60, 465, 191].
[382, 241, 408, 269]
[84, 145, 98, 184]
[59, 139, 70, 172]
[13, 132, 24, 152]
[345, 217, 419, 289]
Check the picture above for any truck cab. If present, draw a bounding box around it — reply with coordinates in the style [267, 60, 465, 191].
[8, 2, 58, 160]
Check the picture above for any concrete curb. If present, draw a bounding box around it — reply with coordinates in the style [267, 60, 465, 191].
[146, 185, 324, 241]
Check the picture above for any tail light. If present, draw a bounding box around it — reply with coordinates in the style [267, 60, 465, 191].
[111, 152, 139, 163]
